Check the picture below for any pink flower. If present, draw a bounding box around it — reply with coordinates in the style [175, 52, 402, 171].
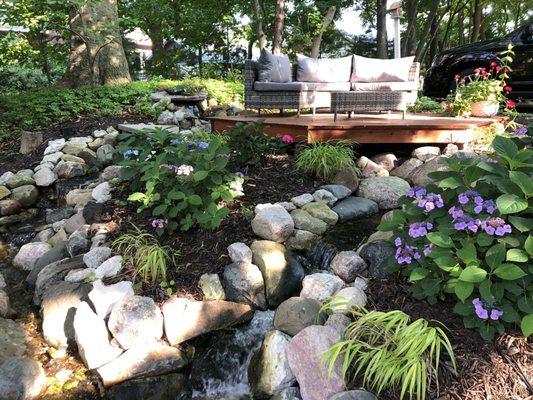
[506, 99, 516, 109]
[279, 134, 294, 144]
[151, 219, 167, 229]
[503, 86, 512, 93]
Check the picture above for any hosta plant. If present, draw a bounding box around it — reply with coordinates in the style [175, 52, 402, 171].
[116, 128, 243, 233]
[379, 128, 533, 340]
[322, 301, 456, 400]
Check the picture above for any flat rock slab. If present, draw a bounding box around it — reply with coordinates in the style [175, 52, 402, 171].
[117, 124, 181, 134]
[332, 196, 379, 223]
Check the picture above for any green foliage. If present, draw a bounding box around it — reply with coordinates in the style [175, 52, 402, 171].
[408, 97, 443, 113]
[112, 225, 179, 284]
[321, 301, 456, 400]
[224, 120, 288, 166]
[296, 141, 356, 179]
[116, 128, 243, 233]
[380, 129, 533, 340]
[0, 66, 49, 92]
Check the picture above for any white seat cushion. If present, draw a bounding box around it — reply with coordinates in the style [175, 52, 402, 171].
[351, 55, 415, 82]
[351, 81, 418, 91]
[254, 81, 351, 92]
[296, 55, 353, 82]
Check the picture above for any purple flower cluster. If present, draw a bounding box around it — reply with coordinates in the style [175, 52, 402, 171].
[453, 215, 481, 233]
[474, 199, 496, 214]
[423, 244, 433, 256]
[514, 127, 527, 136]
[407, 186, 427, 198]
[472, 298, 504, 320]
[481, 217, 512, 236]
[408, 222, 433, 238]
[151, 219, 167, 229]
[417, 193, 444, 212]
[395, 244, 421, 265]
[448, 206, 464, 219]
[458, 190, 482, 206]
[170, 137, 209, 149]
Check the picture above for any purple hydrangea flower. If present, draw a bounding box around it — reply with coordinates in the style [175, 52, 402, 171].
[394, 237, 402, 246]
[417, 193, 444, 212]
[151, 218, 167, 229]
[395, 244, 421, 265]
[490, 309, 504, 320]
[458, 190, 480, 205]
[481, 217, 512, 236]
[123, 149, 139, 158]
[453, 215, 481, 233]
[408, 222, 433, 238]
[474, 199, 496, 214]
[448, 206, 464, 219]
[514, 127, 527, 136]
[196, 141, 209, 149]
[423, 244, 433, 256]
[473, 298, 504, 321]
[407, 186, 427, 198]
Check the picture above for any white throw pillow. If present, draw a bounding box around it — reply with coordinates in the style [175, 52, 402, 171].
[296, 54, 352, 83]
[351, 55, 415, 82]
[257, 49, 293, 83]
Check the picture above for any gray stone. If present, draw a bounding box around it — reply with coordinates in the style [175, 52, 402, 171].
[370, 153, 398, 171]
[26, 242, 69, 285]
[332, 167, 359, 191]
[157, 110, 176, 124]
[74, 301, 123, 369]
[13, 242, 52, 271]
[162, 298, 253, 345]
[96, 144, 115, 163]
[64, 268, 94, 283]
[0, 318, 29, 363]
[285, 229, 319, 251]
[312, 189, 337, 206]
[223, 262, 266, 309]
[300, 273, 344, 301]
[291, 193, 314, 208]
[318, 184, 352, 199]
[41, 281, 91, 348]
[198, 273, 226, 301]
[105, 373, 189, 400]
[56, 161, 88, 179]
[6, 173, 35, 189]
[252, 204, 294, 242]
[96, 340, 188, 387]
[45, 207, 74, 224]
[325, 313, 351, 336]
[0, 199, 21, 216]
[390, 158, 423, 179]
[270, 387, 302, 400]
[329, 287, 367, 313]
[92, 181, 112, 203]
[34, 162, 55, 172]
[42, 151, 63, 164]
[302, 202, 338, 225]
[88, 138, 104, 150]
[357, 176, 410, 209]
[93, 129, 108, 138]
[0, 208, 38, 226]
[65, 189, 93, 208]
[0, 291, 15, 319]
[287, 326, 344, 400]
[227, 242, 252, 264]
[62, 141, 86, 156]
[63, 211, 86, 234]
[249, 330, 295, 397]
[83, 246, 112, 269]
[0, 357, 46, 400]
[108, 295, 163, 349]
[44, 138, 65, 155]
[89, 280, 134, 319]
[412, 146, 441, 161]
[95, 255, 122, 278]
[290, 209, 328, 235]
[357, 156, 389, 178]
[274, 296, 322, 336]
[251, 241, 305, 307]
[33, 256, 85, 305]
[276, 201, 296, 212]
[99, 165, 127, 182]
[443, 143, 459, 157]
[407, 156, 450, 187]
[0, 186, 10, 200]
[61, 154, 85, 163]
[330, 390, 378, 400]
[10, 185, 38, 207]
[0, 273, 4, 290]
[330, 251, 367, 282]
[66, 229, 90, 257]
[0, 172, 14, 186]
[359, 240, 395, 279]
[331, 197, 379, 223]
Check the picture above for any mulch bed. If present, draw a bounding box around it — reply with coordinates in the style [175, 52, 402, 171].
[1, 115, 531, 399]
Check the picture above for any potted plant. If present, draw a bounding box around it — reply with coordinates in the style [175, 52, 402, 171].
[451, 45, 514, 117]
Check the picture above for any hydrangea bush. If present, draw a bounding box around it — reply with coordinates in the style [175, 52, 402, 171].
[117, 128, 243, 233]
[379, 129, 532, 340]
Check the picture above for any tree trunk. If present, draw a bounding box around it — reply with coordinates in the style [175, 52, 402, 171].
[403, 0, 419, 56]
[414, 0, 441, 60]
[376, 0, 388, 58]
[471, 0, 482, 42]
[310, 6, 336, 58]
[247, 39, 254, 59]
[147, 23, 166, 74]
[198, 47, 203, 77]
[252, 0, 267, 50]
[64, 0, 130, 88]
[458, 7, 465, 45]
[428, 16, 439, 64]
[272, 0, 285, 54]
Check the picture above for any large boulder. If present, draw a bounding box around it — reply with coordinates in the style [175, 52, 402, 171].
[56, 161, 88, 179]
[332, 167, 359, 192]
[34, 256, 85, 305]
[407, 156, 450, 186]
[249, 330, 295, 397]
[330, 251, 367, 282]
[66, 229, 90, 257]
[325, 313, 351, 336]
[290, 209, 328, 235]
[10, 185, 38, 207]
[331, 197, 378, 223]
[19, 131, 43, 155]
[0, 199, 20, 216]
[290, 193, 314, 208]
[88, 280, 134, 319]
[0, 318, 29, 363]
[252, 204, 294, 242]
[302, 202, 338, 225]
[357, 156, 389, 178]
[74, 301, 123, 369]
[198, 273, 226, 301]
[357, 176, 410, 209]
[227, 242, 252, 264]
[329, 287, 367, 313]
[390, 158, 423, 179]
[223, 262, 266, 309]
[285, 230, 319, 252]
[300, 273, 344, 301]
[0, 357, 46, 400]
[287, 325, 344, 400]
[6, 173, 35, 189]
[359, 240, 396, 279]
[26, 242, 69, 286]
[107, 295, 163, 349]
[162, 298, 253, 345]
[83, 246, 112, 269]
[273, 297, 322, 336]
[92, 182, 112, 203]
[412, 146, 441, 162]
[312, 189, 337, 206]
[0, 186, 10, 200]
[12, 242, 51, 271]
[97, 340, 188, 387]
[41, 281, 91, 348]
[251, 241, 305, 307]
[318, 184, 352, 200]
[33, 167, 56, 187]
[94, 255, 122, 278]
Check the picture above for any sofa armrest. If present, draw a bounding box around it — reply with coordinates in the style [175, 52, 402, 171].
[409, 62, 420, 83]
[245, 60, 257, 92]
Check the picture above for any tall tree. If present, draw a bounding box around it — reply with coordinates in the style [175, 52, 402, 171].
[272, 0, 285, 54]
[376, 0, 388, 58]
[252, 0, 267, 50]
[64, 0, 130, 87]
[311, 6, 337, 57]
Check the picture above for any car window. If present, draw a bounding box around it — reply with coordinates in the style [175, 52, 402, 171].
[521, 24, 532, 44]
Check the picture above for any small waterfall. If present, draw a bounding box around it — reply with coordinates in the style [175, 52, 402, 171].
[190, 310, 275, 400]
[307, 239, 338, 271]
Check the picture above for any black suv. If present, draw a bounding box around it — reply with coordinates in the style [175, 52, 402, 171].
[423, 22, 532, 107]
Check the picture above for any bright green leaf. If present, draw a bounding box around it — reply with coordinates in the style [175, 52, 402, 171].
[455, 281, 474, 302]
[506, 249, 529, 263]
[521, 314, 533, 337]
[427, 232, 454, 248]
[493, 264, 527, 280]
[486, 243, 506, 269]
[459, 266, 487, 283]
[409, 268, 429, 281]
[496, 194, 528, 214]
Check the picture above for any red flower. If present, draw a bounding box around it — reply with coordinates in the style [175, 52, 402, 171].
[454, 74, 461, 81]
[473, 68, 480, 74]
[503, 86, 512, 92]
[490, 61, 499, 69]
[506, 99, 516, 109]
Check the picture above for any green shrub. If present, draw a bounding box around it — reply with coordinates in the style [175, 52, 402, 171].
[322, 302, 456, 400]
[116, 127, 244, 233]
[379, 128, 533, 340]
[296, 141, 356, 179]
[224, 120, 289, 166]
[0, 66, 51, 92]
[408, 96, 443, 113]
[112, 225, 179, 284]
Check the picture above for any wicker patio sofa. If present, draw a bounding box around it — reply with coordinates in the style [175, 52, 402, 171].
[244, 56, 420, 116]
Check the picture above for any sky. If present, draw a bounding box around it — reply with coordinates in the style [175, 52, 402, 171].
[337, 5, 397, 38]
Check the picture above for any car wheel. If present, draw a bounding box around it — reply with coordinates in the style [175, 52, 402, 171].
[450, 68, 480, 92]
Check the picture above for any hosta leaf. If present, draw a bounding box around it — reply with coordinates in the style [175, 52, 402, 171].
[455, 281, 474, 302]
[459, 266, 487, 283]
[496, 194, 528, 214]
[493, 263, 526, 280]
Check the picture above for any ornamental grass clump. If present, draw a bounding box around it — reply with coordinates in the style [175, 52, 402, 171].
[112, 225, 179, 285]
[379, 128, 533, 340]
[321, 302, 456, 400]
[296, 141, 356, 179]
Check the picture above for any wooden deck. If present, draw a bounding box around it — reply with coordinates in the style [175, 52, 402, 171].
[211, 113, 499, 148]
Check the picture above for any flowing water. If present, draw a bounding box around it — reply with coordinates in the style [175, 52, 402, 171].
[322, 213, 384, 251]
